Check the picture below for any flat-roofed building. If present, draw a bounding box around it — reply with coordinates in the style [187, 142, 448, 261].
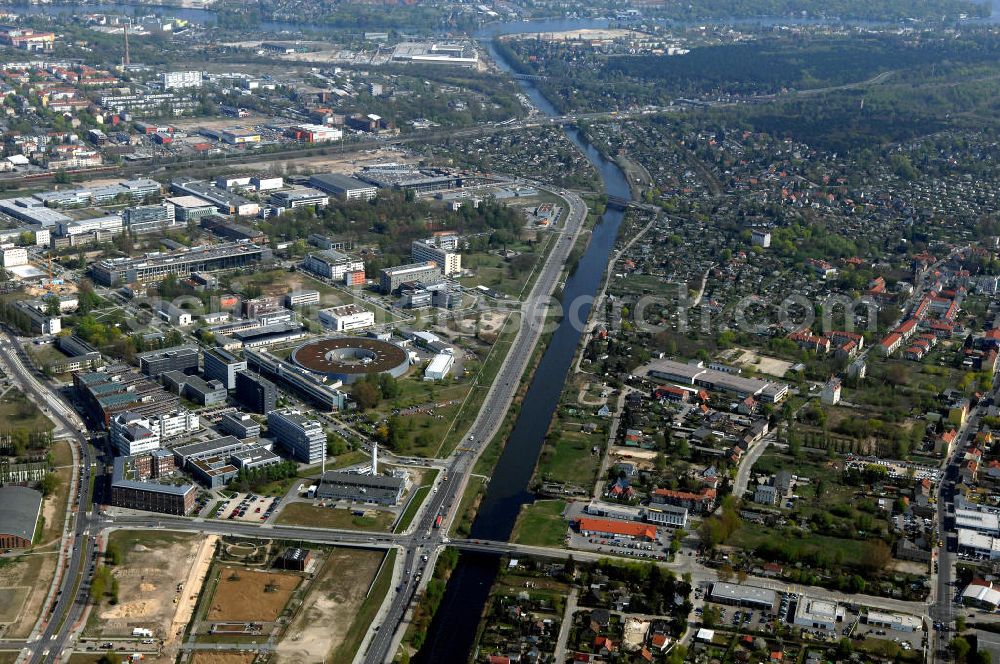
[411, 237, 461, 276]
[708, 583, 776, 610]
[203, 348, 247, 389]
[318, 304, 375, 332]
[110, 456, 196, 515]
[379, 261, 441, 294]
[302, 250, 365, 282]
[309, 173, 377, 201]
[865, 611, 922, 632]
[956, 508, 1000, 535]
[315, 471, 406, 506]
[958, 528, 1000, 559]
[267, 409, 325, 464]
[220, 411, 261, 439]
[164, 195, 215, 223]
[793, 597, 840, 630]
[642, 504, 688, 528]
[91, 242, 272, 286]
[137, 345, 199, 377]
[270, 187, 329, 210]
[235, 371, 277, 414]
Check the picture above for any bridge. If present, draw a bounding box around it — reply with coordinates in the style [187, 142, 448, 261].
[512, 73, 548, 82]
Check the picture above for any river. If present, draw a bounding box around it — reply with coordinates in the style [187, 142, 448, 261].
[408, 33, 633, 664]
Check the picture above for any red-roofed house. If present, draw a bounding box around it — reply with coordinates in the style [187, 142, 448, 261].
[576, 517, 657, 541]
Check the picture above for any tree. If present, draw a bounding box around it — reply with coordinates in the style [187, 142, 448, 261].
[351, 381, 380, 410]
[702, 606, 721, 627]
[860, 539, 892, 573]
[956, 615, 966, 633]
[39, 472, 60, 497]
[950, 636, 971, 664]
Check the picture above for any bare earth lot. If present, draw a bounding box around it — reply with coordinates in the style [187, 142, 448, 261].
[189, 654, 256, 664]
[208, 568, 300, 622]
[0, 552, 57, 637]
[273, 548, 384, 663]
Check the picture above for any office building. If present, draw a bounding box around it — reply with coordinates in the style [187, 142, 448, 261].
[203, 348, 247, 389]
[110, 411, 161, 456]
[123, 203, 177, 234]
[309, 173, 378, 201]
[161, 371, 227, 405]
[220, 411, 261, 439]
[110, 456, 195, 515]
[235, 370, 277, 414]
[137, 345, 199, 377]
[90, 242, 272, 286]
[267, 409, 325, 464]
[379, 262, 441, 294]
[55, 215, 123, 238]
[244, 349, 349, 411]
[164, 195, 215, 223]
[1, 246, 27, 267]
[285, 290, 321, 308]
[13, 300, 61, 335]
[318, 304, 375, 332]
[302, 250, 365, 282]
[170, 180, 259, 217]
[315, 471, 406, 506]
[74, 366, 181, 426]
[161, 71, 203, 89]
[411, 237, 461, 276]
[270, 187, 329, 210]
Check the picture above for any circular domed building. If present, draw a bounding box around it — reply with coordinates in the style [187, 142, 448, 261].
[291, 337, 410, 384]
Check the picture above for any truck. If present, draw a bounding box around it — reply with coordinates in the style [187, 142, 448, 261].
[434, 514, 443, 529]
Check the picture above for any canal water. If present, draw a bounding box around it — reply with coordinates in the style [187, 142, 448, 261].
[410, 36, 633, 664]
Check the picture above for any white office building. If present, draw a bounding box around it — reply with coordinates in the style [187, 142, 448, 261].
[267, 409, 325, 464]
[162, 71, 203, 89]
[411, 237, 461, 276]
[1, 246, 27, 267]
[318, 304, 375, 332]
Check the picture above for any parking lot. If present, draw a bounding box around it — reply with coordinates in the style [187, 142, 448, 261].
[565, 529, 669, 561]
[215, 493, 279, 522]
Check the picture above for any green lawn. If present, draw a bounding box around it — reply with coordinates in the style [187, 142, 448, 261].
[276, 502, 395, 531]
[511, 499, 567, 547]
[451, 476, 487, 538]
[536, 430, 600, 485]
[331, 549, 397, 664]
[394, 469, 439, 534]
[730, 521, 870, 568]
[0, 388, 54, 432]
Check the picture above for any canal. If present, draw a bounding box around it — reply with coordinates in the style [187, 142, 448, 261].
[411, 34, 634, 664]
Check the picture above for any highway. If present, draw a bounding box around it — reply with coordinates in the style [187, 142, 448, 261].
[360, 185, 590, 663]
[0, 329, 98, 664]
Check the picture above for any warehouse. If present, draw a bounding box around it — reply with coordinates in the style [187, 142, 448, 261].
[708, 583, 776, 610]
[793, 597, 841, 630]
[424, 353, 454, 381]
[0, 486, 42, 549]
[865, 611, 922, 632]
[955, 509, 1000, 535]
[309, 173, 377, 201]
[315, 471, 407, 506]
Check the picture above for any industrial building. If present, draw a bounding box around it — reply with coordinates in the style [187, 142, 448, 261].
[318, 304, 375, 332]
[645, 359, 789, 404]
[91, 242, 272, 286]
[315, 471, 406, 506]
[267, 409, 325, 464]
[958, 528, 1000, 559]
[302, 250, 365, 283]
[955, 509, 1000, 535]
[308, 173, 378, 201]
[169, 179, 259, 217]
[708, 583, 776, 610]
[235, 370, 278, 414]
[424, 353, 454, 381]
[793, 597, 841, 630]
[0, 486, 42, 549]
[110, 456, 196, 515]
[411, 236, 461, 276]
[137, 345, 199, 377]
[865, 611, 922, 632]
[390, 42, 478, 66]
[203, 348, 247, 389]
[379, 262, 441, 294]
